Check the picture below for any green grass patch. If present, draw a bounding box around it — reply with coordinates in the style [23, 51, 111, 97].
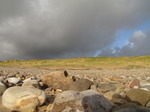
[0, 56, 150, 69]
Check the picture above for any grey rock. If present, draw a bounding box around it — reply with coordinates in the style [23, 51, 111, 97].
[0, 81, 6, 95]
[48, 90, 112, 112]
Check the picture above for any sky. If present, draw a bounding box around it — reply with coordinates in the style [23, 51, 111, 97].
[0, 0, 150, 60]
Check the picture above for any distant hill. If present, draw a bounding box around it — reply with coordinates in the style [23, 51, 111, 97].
[0, 56, 150, 70]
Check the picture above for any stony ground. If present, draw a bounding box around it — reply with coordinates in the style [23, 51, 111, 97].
[0, 67, 150, 112]
[0, 67, 150, 78]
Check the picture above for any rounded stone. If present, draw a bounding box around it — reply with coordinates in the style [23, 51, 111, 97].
[2, 86, 46, 112]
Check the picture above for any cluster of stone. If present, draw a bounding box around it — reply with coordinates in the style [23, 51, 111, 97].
[0, 69, 149, 112]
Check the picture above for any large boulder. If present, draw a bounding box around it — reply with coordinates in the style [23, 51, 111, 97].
[48, 90, 112, 112]
[125, 89, 150, 106]
[69, 79, 93, 92]
[2, 86, 46, 112]
[41, 71, 74, 90]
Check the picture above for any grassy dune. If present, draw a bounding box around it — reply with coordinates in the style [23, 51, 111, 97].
[0, 56, 150, 70]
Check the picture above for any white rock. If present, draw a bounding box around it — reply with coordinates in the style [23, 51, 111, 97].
[22, 79, 40, 88]
[2, 86, 46, 112]
[6, 77, 20, 84]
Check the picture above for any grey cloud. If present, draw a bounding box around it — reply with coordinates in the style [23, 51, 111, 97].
[1, 0, 150, 60]
[0, 0, 32, 21]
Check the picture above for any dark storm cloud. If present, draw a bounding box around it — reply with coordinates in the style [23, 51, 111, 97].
[0, 0, 31, 21]
[0, 0, 150, 60]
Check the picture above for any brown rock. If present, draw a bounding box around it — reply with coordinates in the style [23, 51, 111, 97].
[125, 89, 150, 106]
[129, 79, 141, 88]
[41, 71, 74, 91]
[69, 79, 93, 92]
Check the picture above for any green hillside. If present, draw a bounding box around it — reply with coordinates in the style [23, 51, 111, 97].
[0, 56, 150, 70]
